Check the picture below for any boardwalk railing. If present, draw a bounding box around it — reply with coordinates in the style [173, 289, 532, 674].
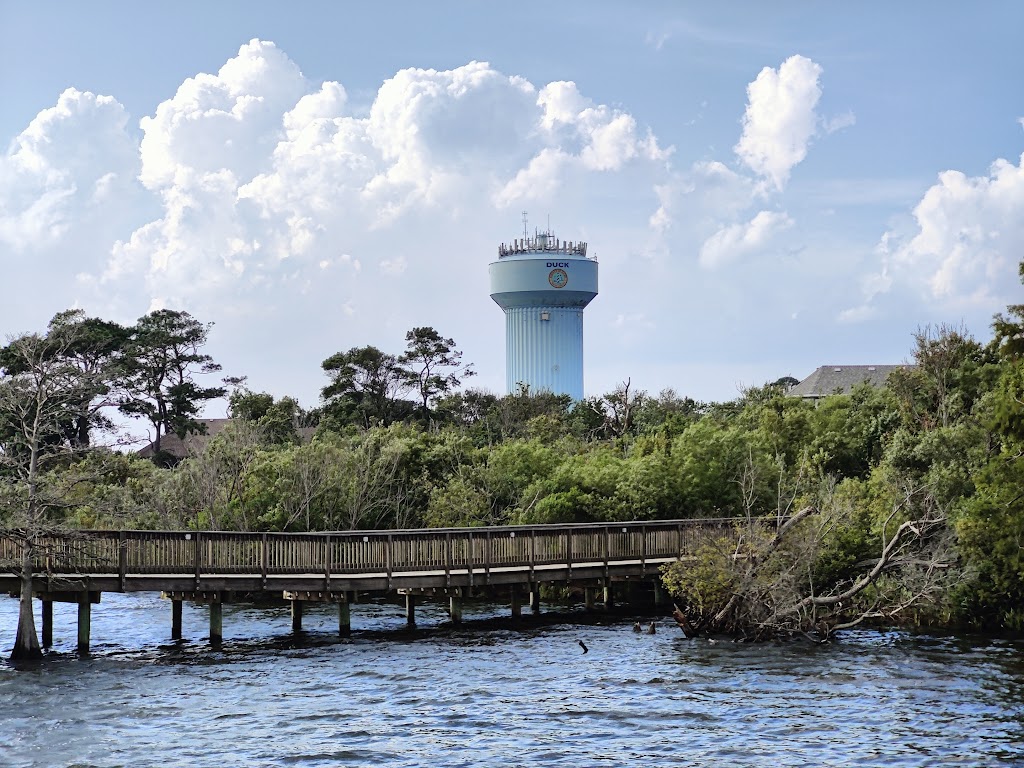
[0, 518, 736, 581]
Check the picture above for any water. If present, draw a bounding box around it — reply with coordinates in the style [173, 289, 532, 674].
[1, 593, 1022, 767]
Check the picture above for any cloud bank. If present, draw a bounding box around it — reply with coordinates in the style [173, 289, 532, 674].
[0, 41, 1017, 406]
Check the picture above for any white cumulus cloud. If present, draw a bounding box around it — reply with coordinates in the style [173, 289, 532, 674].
[734, 55, 823, 191]
[889, 155, 1024, 306]
[0, 88, 141, 252]
[699, 210, 794, 268]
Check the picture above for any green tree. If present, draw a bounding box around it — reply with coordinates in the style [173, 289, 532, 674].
[0, 326, 115, 660]
[117, 309, 227, 461]
[320, 346, 412, 429]
[400, 327, 474, 419]
[228, 388, 313, 445]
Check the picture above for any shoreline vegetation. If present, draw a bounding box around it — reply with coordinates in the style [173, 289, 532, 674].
[2, 260, 1023, 658]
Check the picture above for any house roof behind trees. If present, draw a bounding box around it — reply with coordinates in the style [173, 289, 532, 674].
[788, 365, 913, 400]
[136, 418, 234, 461]
[137, 418, 316, 462]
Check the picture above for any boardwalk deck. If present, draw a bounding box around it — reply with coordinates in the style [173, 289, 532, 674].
[1, 518, 735, 651]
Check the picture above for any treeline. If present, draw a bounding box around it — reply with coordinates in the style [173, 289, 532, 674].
[2, 260, 1023, 634]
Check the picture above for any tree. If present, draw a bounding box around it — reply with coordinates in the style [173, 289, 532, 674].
[663, 479, 957, 641]
[888, 324, 991, 431]
[228, 388, 314, 445]
[400, 327, 474, 420]
[991, 259, 1024, 360]
[320, 345, 412, 429]
[597, 379, 645, 439]
[117, 310, 226, 462]
[0, 327, 112, 660]
[0, 311, 127, 450]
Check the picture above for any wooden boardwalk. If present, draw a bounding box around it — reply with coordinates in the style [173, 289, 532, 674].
[1, 518, 735, 651]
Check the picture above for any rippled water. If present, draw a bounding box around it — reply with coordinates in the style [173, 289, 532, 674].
[1, 593, 1022, 767]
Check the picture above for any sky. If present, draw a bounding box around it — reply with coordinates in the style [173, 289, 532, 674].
[2, 1, 1023, 417]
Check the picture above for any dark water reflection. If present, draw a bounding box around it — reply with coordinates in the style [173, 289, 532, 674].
[1, 593, 1022, 767]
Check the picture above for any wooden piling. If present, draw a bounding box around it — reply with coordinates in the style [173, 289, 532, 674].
[42, 600, 53, 649]
[603, 583, 614, 609]
[529, 584, 541, 615]
[405, 593, 416, 627]
[584, 586, 596, 611]
[338, 597, 351, 637]
[77, 592, 91, 655]
[449, 592, 463, 624]
[291, 599, 303, 632]
[510, 584, 521, 620]
[210, 600, 223, 644]
[652, 580, 665, 606]
[171, 599, 183, 640]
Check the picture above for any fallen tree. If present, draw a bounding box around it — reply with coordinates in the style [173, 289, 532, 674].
[663, 482, 958, 642]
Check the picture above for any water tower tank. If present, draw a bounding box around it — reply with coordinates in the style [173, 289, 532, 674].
[489, 229, 599, 400]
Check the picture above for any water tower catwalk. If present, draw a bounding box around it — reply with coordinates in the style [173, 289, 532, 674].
[489, 225, 599, 400]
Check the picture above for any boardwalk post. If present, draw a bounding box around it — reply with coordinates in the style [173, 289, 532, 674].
[339, 594, 351, 636]
[603, 582, 614, 610]
[291, 599, 303, 632]
[584, 586, 595, 611]
[171, 599, 183, 639]
[652, 581, 665, 607]
[386, 534, 394, 590]
[210, 598, 222, 644]
[510, 584, 521, 620]
[640, 528, 647, 576]
[405, 593, 416, 627]
[118, 531, 127, 591]
[77, 591, 91, 655]
[529, 584, 540, 615]
[42, 599, 53, 649]
[449, 589, 463, 624]
[445, 532, 452, 587]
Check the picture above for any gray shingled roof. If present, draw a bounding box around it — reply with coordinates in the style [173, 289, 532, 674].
[137, 418, 317, 460]
[136, 418, 233, 460]
[788, 364, 913, 399]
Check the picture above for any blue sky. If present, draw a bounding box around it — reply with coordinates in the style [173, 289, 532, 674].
[2, 2, 1022, 417]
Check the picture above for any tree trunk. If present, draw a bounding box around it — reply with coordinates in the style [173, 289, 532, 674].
[10, 540, 42, 661]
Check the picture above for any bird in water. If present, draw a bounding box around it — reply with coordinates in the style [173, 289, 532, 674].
[646, 622, 657, 635]
[578, 639, 589, 654]
[632, 622, 642, 633]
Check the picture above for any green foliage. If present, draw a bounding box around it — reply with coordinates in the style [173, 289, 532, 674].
[956, 454, 1024, 630]
[229, 389, 311, 445]
[117, 309, 226, 456]
[320, 345, 412, 429]
[400, 326, 475, 419]
[7, 265, 1024, 635]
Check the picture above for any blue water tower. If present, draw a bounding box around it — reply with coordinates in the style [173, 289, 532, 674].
[489, 227, 599, 400]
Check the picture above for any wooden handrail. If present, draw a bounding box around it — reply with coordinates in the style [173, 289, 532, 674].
[1, 517, 740, 579]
